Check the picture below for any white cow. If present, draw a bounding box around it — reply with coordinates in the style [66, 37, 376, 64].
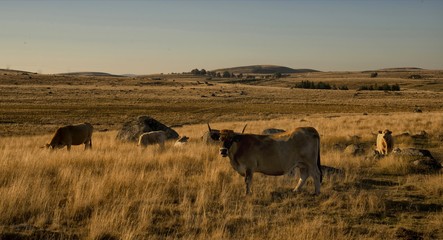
[138, 131, 167, 149]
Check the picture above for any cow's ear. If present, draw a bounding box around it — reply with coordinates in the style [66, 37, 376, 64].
[210, 132, 220, 141]
[378, 130, 382, 134]
[387, 130, 392, 134]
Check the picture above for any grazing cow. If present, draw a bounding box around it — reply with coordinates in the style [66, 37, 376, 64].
[261, 128, 286, 135]
[138, 131, 167, 149]
[210, 126, 322, 195]
[376, 129, 394, 155]
[174, 136, 189, 147]
[46, 123, 93, 151]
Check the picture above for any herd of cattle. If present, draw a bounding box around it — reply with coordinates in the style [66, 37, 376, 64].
[45, 122, 394, 195]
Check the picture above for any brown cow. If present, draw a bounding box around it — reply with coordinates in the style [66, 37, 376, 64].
[46, 123, 93, 151]
[210, 126, 322, 195]
[376, 129, 393, 155]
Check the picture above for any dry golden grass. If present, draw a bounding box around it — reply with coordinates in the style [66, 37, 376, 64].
[0, 113, 442, 239]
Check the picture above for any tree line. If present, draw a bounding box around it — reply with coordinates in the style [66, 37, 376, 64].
[293, 80, 401, 91]
[190, 68, 283, 79]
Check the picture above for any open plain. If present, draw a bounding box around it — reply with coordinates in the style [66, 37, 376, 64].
[0, 69, 442, 239]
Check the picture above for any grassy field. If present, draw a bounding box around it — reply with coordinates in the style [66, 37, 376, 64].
[0, 69, 442, 239]
[1, 69, 443, 136]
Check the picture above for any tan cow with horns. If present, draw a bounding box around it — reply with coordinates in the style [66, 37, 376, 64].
[209, 124, 322, 195]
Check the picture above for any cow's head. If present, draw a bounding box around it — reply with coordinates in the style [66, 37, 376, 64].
[219, 129, 240, 157]
[207, 123, 247, 142]
[45, 143, 61, 150]
[378, 129, 392, 140]
[177, 136, 189, 143]
[207, 123, 221, 141]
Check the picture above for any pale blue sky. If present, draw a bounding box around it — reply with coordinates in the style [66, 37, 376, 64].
[1, 0, 442, 74]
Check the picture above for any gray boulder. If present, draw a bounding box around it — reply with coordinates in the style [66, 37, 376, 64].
[393, 148, 442, 172]
[344, 144, 366, 156]
[116, 116, 179, 142]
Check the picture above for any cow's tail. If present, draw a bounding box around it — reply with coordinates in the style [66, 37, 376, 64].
[317, 136, 323, 183]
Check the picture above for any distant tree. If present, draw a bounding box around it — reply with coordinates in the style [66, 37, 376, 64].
[358, 83, 400, 91]
[391, 83, 400, 91]
[294, 80, 339, 90]
[370, 72, 378, 78]
[237, 73, 243, 78]
[274, 72, 282, 79]
[378, 83, 391, 91]
[216, 72, 222, 78]
[200, 69, 207, 75]
[317, 82, 331, 89]
[222, 71, 231, 78]
[191, 68, 201, 75]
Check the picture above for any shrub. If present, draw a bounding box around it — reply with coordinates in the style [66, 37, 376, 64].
[358, 83, 400, 91]
[294, 80, 347, 90]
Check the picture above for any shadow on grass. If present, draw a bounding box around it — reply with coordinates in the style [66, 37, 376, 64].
[385, 200, 443, 213]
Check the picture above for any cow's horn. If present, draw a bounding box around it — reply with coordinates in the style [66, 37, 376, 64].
[241, 124, 248, 134]
[207, 123, 212, 132]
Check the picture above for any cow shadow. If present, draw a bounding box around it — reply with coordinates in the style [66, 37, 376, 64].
[385, 200, 443, 213]
[354, 178, 399, 190]
[267, 188, 317, 203]
[269, 189, 297, 202]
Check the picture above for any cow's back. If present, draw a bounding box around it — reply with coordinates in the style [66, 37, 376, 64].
[138, 131, 166, 147]
[285, 127, 319, 155]
[235, 127, 319, 175]
[69, 123, 93, 145]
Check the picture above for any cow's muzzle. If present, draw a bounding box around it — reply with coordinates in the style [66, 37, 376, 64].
[219, 148, 228, 157]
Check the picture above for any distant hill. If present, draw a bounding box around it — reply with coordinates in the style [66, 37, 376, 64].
[0, 69, 36, 75]
[57, 72, 124, 77]
[213, 65, 319, 74]
[379, 67, 424, 72]
[363, 67, 424, 73]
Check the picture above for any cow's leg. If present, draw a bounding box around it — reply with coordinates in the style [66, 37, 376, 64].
[85, 139, 92, 150]
[311, 168, 321, 195]
[245, 169, 253, 195]
[66, 145, 71, 151]
[294, 168, 308, 193]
